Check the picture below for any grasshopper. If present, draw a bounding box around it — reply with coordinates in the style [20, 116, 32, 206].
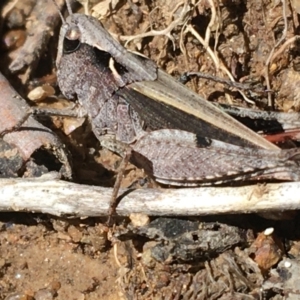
[53, 0, 300, 217]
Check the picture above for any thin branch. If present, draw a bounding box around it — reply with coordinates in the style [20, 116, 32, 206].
[264, 0, 288, 107]
[204, 0, 216, 45]
[119, 0, 191, 50]
[1, 178, 300, 217]
[185, 21, 255, 104]
[271, 35, 300, 62]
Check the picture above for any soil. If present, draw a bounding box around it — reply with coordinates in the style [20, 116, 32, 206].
[1, 0, 300, 299]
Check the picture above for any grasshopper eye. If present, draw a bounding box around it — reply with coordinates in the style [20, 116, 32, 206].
[63, 27, 81, 54]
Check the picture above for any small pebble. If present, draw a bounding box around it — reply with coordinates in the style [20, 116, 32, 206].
[284, 260, 292, 268]
[263, 227, 274, 236]
[27, 85, 55, 102]
[4, 292, 32, 300]
[2, 29, 26, 50]
[34, 289, 54, 300]
[130, 213, 150, 227]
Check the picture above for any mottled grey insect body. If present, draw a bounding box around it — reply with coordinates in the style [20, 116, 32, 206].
[56, 9, 300, 186]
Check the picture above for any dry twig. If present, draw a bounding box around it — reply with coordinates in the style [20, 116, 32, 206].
[184, 1, 255, 104]
[119, 0, 193, 50]
[1, 178, 300, 217]
[264, 0, 291, 107]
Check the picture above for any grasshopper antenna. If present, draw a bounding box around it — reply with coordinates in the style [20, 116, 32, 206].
[65, 0, 73, 16]
[51, 0, 66, 23]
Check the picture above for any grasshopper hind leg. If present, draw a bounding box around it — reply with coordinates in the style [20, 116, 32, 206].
[100, 136, 133, 226]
